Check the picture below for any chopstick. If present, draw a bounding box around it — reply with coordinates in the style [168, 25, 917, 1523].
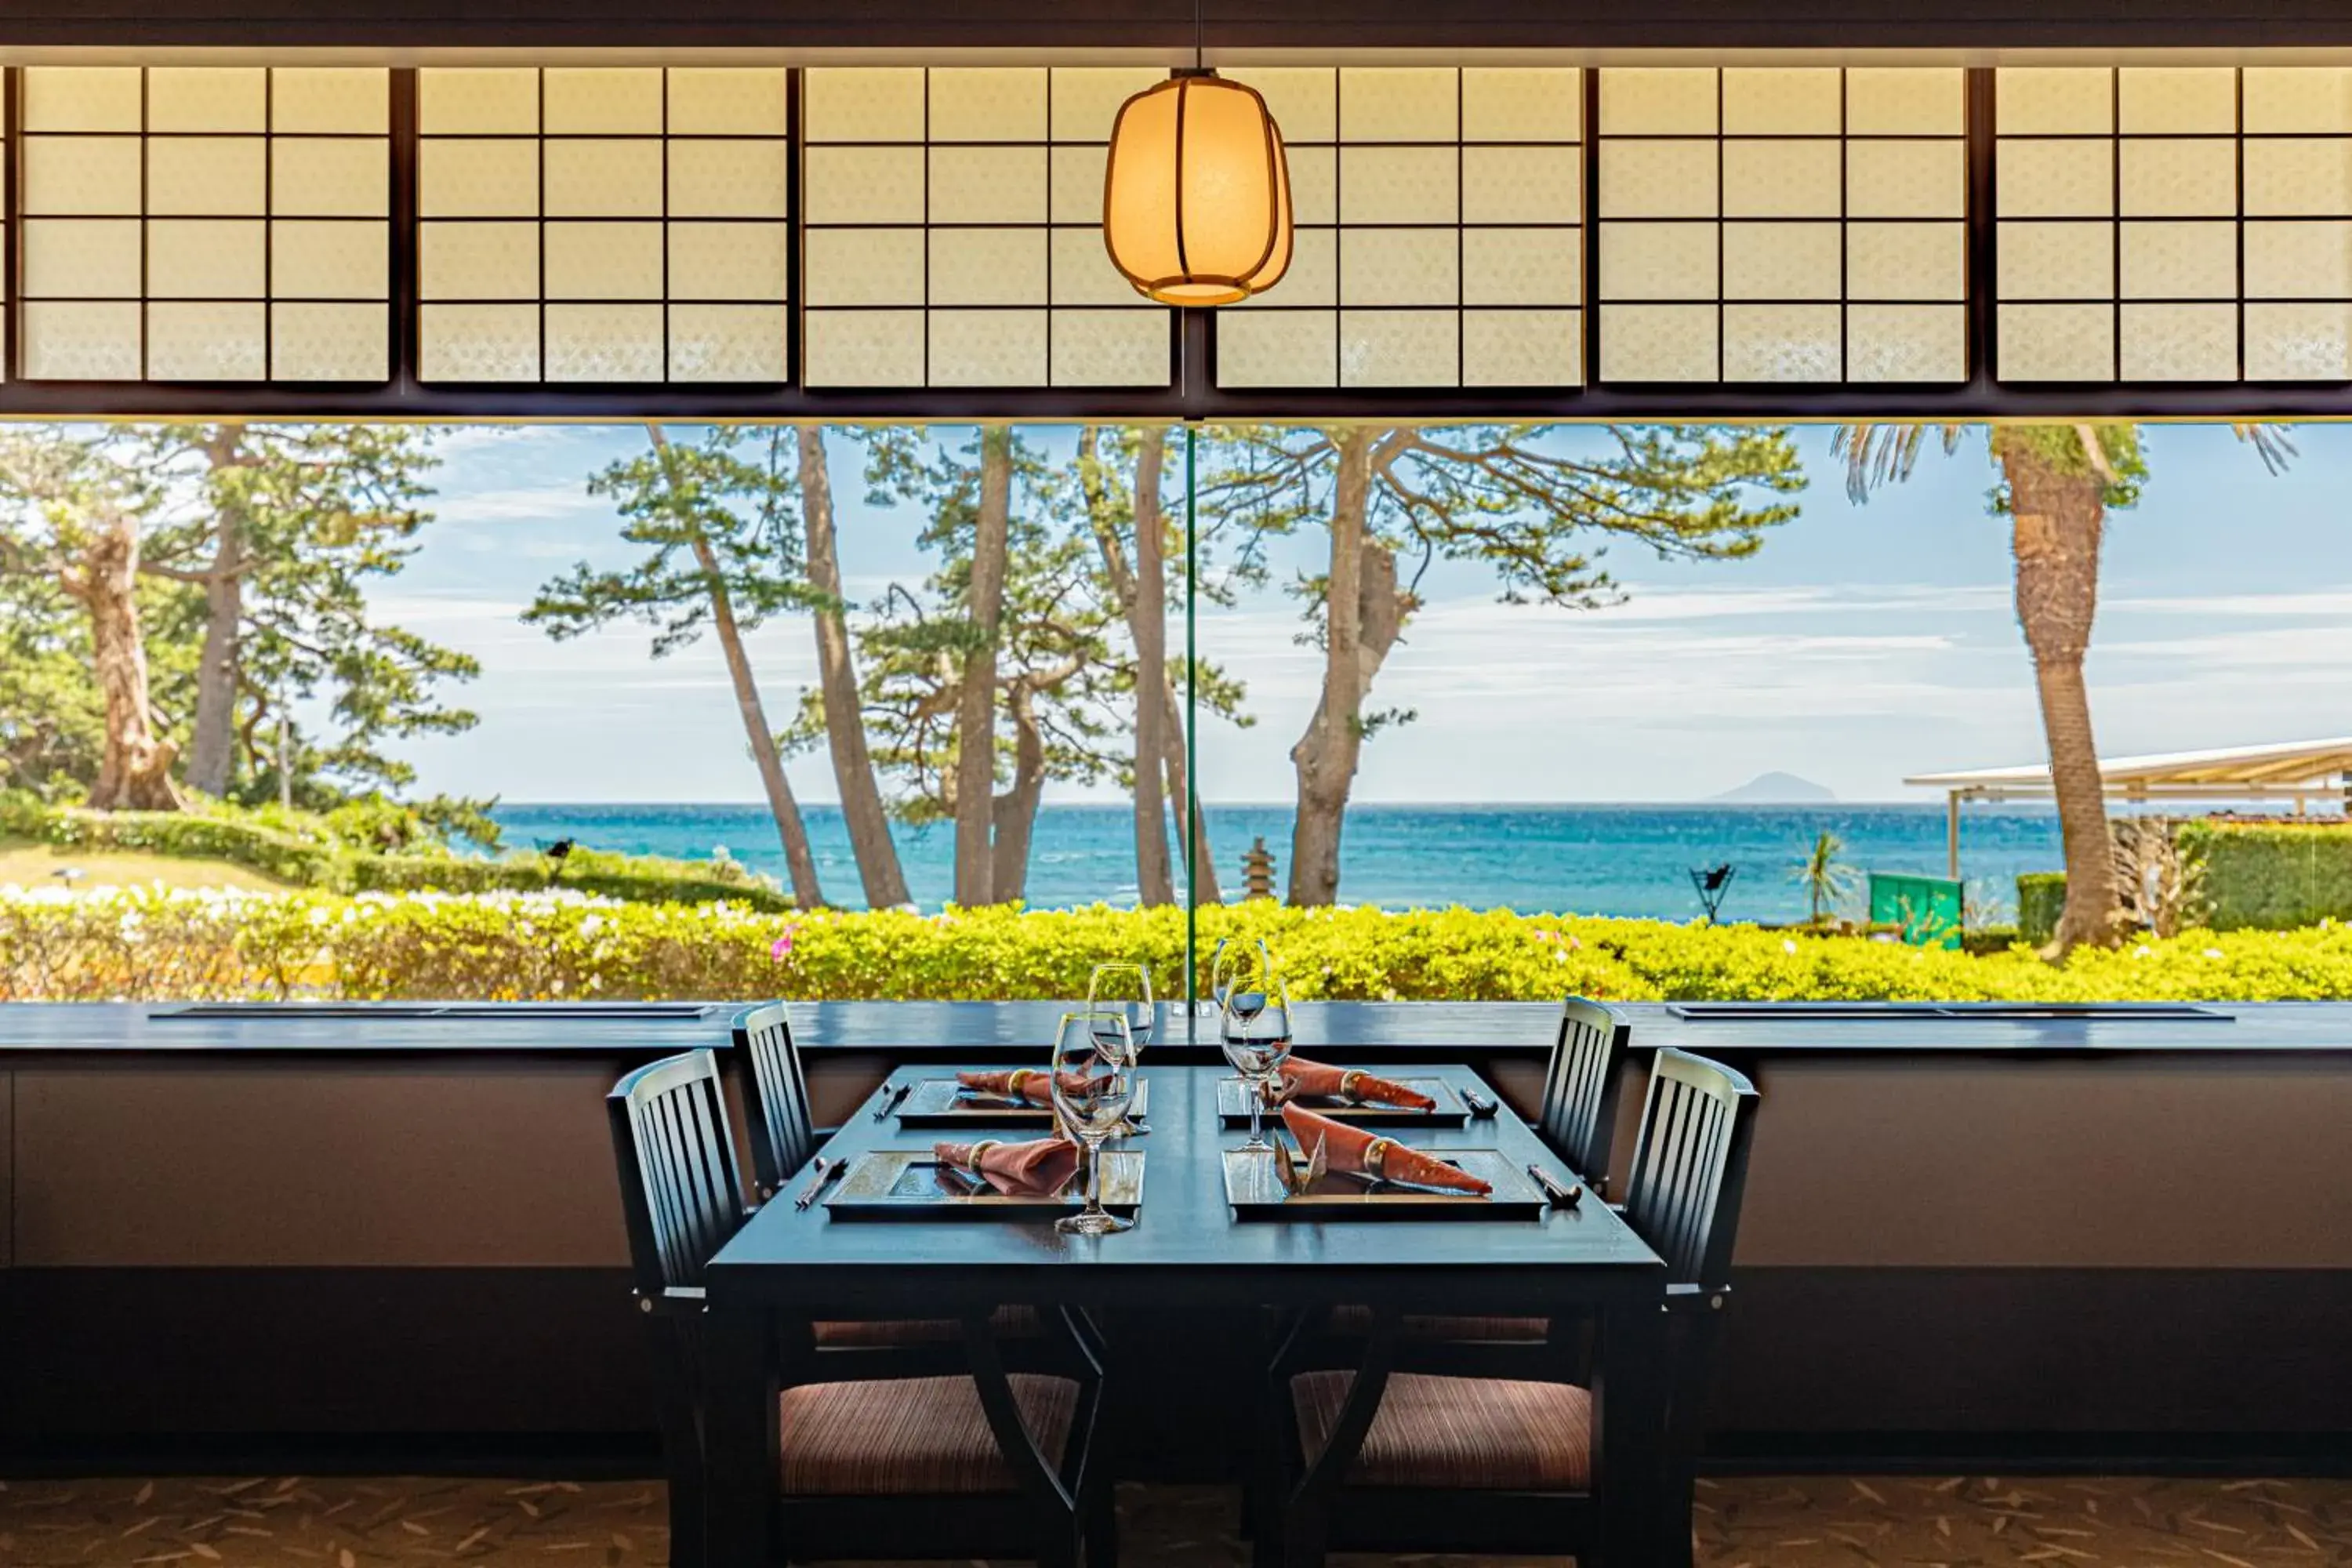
[793, 1157, 840, 1210]
[1526, 1163, 1584, 1210]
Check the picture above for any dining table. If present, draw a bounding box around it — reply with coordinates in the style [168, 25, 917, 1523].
[700, 1059, 1673, 1566]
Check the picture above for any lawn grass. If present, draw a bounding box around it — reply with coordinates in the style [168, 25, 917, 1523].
[0, 836, 295, 892]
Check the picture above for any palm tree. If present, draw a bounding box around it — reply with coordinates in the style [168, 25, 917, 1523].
[1835, 423, 2292, 955]
[1793, 829, 1856, 926]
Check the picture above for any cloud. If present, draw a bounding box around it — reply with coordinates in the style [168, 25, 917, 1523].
[2108, 586, 2352, 618]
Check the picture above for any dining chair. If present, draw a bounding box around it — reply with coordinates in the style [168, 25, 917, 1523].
[1261, 1047, 1759, 1568]
[608, 1049, 1112, 1568]
[732, 1003, 1042, 1353]
[1323, 997, 1634, 1352]
[1541, 995, 1632, 1194]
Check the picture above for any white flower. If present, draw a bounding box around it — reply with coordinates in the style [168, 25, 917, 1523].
[2203, 947, 2223, 960]
[1781, 938, 1798, 955]
[2133, 945, 2152, 959]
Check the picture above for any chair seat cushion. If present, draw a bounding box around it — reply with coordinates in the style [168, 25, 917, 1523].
[1291, 1370, 1592, 1491]
[1325, 1305, 1549, 1341]
[780, 1373, 1078, 1497]
[815, 1304, 1043, 1347]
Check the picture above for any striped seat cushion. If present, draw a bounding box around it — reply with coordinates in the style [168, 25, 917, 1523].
[1290, 1371, 1592, 1491]
[1324, 1305, 1549, 1342]
[815, 1304, 1044, 1347]
[781, 1373, 1079, 1497]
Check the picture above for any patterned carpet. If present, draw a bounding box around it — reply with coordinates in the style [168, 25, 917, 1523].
[5, 1473, 2352, 1566]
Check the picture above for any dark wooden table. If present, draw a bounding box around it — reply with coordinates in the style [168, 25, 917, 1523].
[702, 1062, 1671, 1566]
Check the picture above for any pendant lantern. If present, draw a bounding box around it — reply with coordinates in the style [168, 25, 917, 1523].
[1102, 69, 1292, 307]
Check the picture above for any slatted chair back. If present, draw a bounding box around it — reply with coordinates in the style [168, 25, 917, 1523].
[608, 1049, 748, 1298]
[737, 1002, 817, 1200]
[1621, 1047, 1760, 1290]
[1539, 996, 1631, 1187]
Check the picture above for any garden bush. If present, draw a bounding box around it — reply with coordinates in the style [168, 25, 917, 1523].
[2177, 820, 2352, 931]
[2017, 873, 2067, 947]
[0, 796, 790, 910]
[3, 886, 2349, 1004]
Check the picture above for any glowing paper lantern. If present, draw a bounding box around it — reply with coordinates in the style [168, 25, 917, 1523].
[1103, 70, 1292, 307]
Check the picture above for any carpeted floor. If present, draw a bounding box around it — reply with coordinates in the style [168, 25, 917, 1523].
[5, 1474, 2352, 1566]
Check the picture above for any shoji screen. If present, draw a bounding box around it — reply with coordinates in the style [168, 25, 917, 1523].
[19, 66, 390, 383]
[416, 66, 791, 383]
[797, 66, 1173, 388]
[1595, 66, 1969, 384]
[1214, 67, 1585, 389]
[1997, 65, 2352, 382]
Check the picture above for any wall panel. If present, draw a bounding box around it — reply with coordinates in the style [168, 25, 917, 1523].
[1596, 64, 1968, 384]
[1218, 65, 1584, 389]
[799, 65, 1170, 389]
[19, 65, 390, 383]
[416, 64, 790, 384]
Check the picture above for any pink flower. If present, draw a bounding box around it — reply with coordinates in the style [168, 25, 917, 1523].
[770, 926, 799, 960]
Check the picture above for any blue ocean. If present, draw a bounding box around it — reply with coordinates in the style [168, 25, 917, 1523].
[488, 802, 2065, 924]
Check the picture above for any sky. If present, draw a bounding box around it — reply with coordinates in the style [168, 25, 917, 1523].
[379, 422, 2352, 806]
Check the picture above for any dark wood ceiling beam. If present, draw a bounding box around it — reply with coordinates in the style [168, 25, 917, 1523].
[10, 2, 2352, 50]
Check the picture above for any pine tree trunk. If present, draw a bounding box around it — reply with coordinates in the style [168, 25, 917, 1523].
[2000, 437, 2124, 953]
[799, 426, 910, 909]
[182, 428, 250, 799]
[70, 495, 183, 812]
[1125, 429, 1176, 907]
[646, 425, 824, 909]
[954, 427, 1013, 905]
[1161, 684, 1221, 905]
[990, 691, 1048, 904]
[691, 530, 826, 909]
[1287, 429, 1404, 907]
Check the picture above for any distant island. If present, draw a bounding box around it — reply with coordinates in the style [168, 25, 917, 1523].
[1709, 771, 1837, 804]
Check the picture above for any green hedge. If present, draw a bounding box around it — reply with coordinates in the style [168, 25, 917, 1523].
[2, 797, 789, 911]
[2178, 821, 2352, 931]
[4, 887, 2347, 1004]
[2018, 873, 2067, 947]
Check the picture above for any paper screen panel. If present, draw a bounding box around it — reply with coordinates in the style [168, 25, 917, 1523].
[1599, 65, 1966, 384]
[800, 65, 1167, 388]
[1994, 66, 2352, 382]
[1218, 66, 1584, 390]
[18, 64, 390, 382]
[416, 65, 790, 384]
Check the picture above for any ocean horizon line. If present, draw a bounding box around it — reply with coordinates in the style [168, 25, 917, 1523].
[493, 797, 2041, 811]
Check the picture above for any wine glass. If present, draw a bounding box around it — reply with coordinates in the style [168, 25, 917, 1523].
[1220, 961, 1294, 1152]
[1048, 1012, 1136, 1236]
[1207, 936, 1272, 1017]
[1086, 962, 1156, 1062]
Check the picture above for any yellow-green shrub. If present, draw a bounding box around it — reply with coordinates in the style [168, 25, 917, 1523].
[4, 886, 2351, 1004]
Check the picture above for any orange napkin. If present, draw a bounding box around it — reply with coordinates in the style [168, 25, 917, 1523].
[956, 1069, 1088, 1106]
[1281, 1059, 1437, 1111]
[1279, 1104, 1492, 1196]
[933, 1137, 1082, 1196]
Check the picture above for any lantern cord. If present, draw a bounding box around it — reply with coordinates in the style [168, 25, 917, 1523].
[1193, 0, 1204, 71]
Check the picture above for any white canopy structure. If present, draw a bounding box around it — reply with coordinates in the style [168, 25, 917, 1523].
[1904, 737, 2352, 878]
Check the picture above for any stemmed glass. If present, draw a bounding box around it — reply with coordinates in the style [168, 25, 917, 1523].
[1086, 962, 1156, 1059]
[1085, 964, 1154, 1136]
[1048, 1011, 1136, 1236]
[1219, 955, 1294, 1153]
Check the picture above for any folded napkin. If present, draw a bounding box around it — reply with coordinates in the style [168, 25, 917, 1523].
[1279, 1104, 1493, 1196]
[933, 1136, 1083, 1196]
[956, 1068, 1090, 1106]
[1280, 1059, 1437, 1111]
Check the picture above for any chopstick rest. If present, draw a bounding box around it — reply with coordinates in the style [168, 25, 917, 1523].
[1526, 1163, 1584, 1210]
[1461, 1087, 1500, 1119]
